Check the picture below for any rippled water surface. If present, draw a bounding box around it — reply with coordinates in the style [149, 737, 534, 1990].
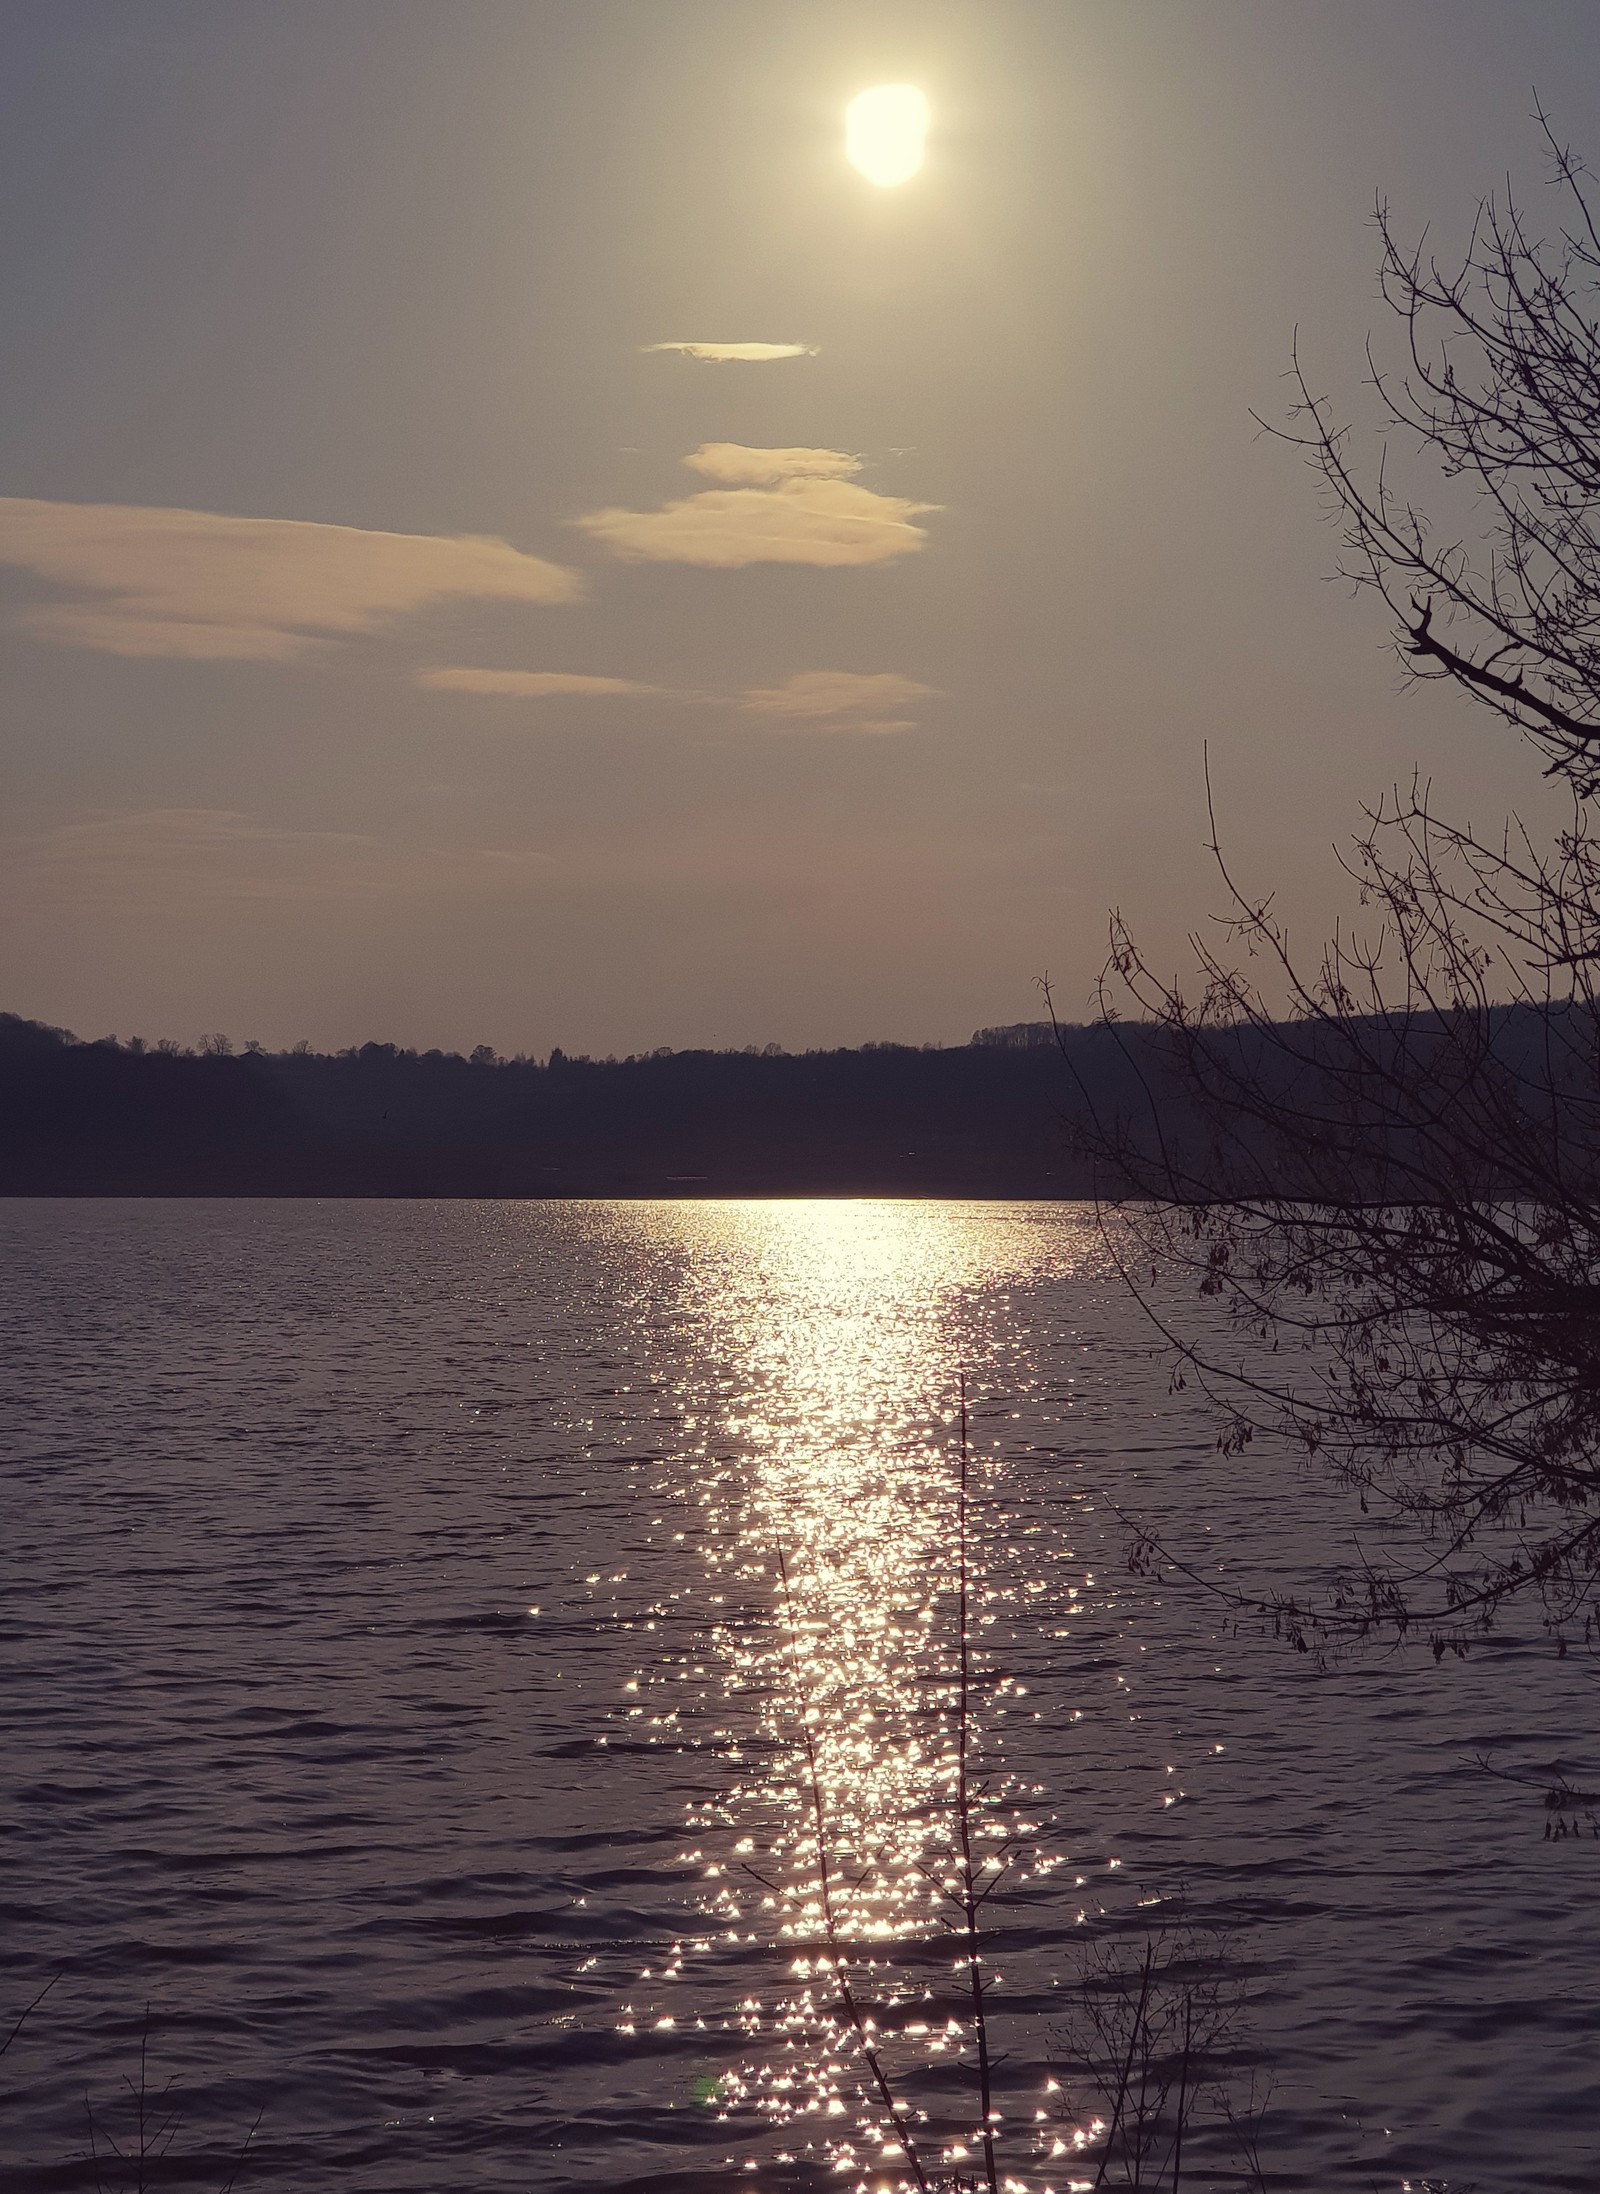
[4, 1199, 1598, 2192]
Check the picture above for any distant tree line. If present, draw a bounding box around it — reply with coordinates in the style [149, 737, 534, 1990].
[0, 1009, 1103, 1197]
[7, 997, 1585, 1204]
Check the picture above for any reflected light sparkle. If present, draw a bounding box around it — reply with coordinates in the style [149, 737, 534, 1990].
[845, 84, 930, 188]
[636, 1202, 1089, 2185]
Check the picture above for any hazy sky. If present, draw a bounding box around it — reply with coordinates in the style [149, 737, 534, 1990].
[4, 0, 1599, 1055]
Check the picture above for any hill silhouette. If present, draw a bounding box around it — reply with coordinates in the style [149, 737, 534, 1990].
[0, 1012, 1110, 1197]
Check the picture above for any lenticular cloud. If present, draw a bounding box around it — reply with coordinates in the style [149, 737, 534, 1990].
[0, 497, 582, 661]
[643, 341, 815, 363]
[417, 667, 660, 699]
[577, 447, 934, 569]
[740, 671, 939, 734]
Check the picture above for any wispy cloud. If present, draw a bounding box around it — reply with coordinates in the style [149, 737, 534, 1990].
[415, 656, 936, 729]
[577, 446, 934, 569]
[740, 670, 939, 734]
[417, 667, 660, 699]
[9, 808, 552, 903]
[643, 341, 816, 363]
[0, 497, 582, 662]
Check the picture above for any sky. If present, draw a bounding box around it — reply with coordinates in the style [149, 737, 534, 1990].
[3, 0, 1600, 1057]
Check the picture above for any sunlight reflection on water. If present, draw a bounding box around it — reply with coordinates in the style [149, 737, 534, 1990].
[625, 1202, 1103, 2189]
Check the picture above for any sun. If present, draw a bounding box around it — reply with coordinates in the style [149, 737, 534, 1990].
[845, 84, 929, 188]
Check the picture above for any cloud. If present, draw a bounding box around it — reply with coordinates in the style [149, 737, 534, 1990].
[18, 808, 373, 902]
[740, 670, 939, 735]
[683, 443, 860, 485]
[414, 658, 937, 729]
[577, 447, 934, 569]
[11, 808, 552, 903]
[0, 497, 582, 662]
[417, 666, 660, 699]
[643, 341, 816, 363]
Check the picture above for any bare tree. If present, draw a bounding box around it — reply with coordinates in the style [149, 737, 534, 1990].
[1081, 114, 1600, 1652]
[1310, 104, 1600, 791]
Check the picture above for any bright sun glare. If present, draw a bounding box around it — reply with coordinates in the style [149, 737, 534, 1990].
[845, 84, 929, 188]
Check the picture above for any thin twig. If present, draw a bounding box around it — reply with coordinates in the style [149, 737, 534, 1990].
[954, 1372, 1000, 2194]
[0, 1971, 59, 2061]
[773, 1540, 934, 2194]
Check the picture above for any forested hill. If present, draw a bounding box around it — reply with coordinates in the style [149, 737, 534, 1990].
[0, 1013, 1114, 1197]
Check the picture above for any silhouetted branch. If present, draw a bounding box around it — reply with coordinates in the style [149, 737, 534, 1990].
[0, 1972, 59, 2062]
[1261, 115, 1600, 792]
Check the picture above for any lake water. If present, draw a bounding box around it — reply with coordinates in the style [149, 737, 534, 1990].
[3, 1199, 1596, 2193]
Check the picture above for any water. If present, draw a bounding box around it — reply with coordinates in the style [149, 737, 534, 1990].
[2, 1198, 1596, 2193]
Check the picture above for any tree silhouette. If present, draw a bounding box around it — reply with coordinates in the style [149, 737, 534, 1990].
[1085, 113, 1600, 1651]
